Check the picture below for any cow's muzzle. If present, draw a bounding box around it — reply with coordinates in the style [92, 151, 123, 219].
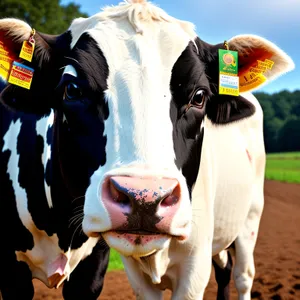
[102, 175, 181, 233]
[101, 175, 187, 256]
[83, 173, 191, 257]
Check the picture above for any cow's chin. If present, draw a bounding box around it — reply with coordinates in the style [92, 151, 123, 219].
[102, 231, 171, 258]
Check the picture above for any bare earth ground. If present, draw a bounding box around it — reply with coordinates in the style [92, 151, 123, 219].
[32, 180, 300, 299]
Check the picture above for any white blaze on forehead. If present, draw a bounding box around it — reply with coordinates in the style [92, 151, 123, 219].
[84, 18, 192, 169]
[67, 1, 197, 170]
[69, 1, 197, 49]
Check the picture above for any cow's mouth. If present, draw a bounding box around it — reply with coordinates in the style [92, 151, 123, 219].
[115, 229, 164, 236]
[107, 230, 168, 244]
[102, 230, 171, 257]
[105, 226, 188, 243]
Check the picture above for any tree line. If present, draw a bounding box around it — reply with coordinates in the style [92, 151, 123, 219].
[0, 0, 88, 34]
[255, 90, 300, 153]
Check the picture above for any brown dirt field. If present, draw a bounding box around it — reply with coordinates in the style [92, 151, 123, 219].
[32, 180, 300, 299]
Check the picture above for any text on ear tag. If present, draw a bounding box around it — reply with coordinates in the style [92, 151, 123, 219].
[8, 61, 34, 90]
[19, 29, 36, 62]
[218, 41, 239, 96]
[239, 59, 274, 92]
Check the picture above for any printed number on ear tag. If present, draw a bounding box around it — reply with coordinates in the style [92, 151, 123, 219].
[239, 59, 274, 92]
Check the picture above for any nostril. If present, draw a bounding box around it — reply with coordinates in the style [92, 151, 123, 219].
[108, 176, 181, 212]
[161, 194, 179, 207]
[160, 184, 180, 207]
[110, 181, 126, 202]
[119, 195, 131, 207]
[109, 178, 131, 209]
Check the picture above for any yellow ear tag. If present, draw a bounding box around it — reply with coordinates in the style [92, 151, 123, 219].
[239, 59, 274, 92]
[19, 29, 36, 62]
[8, 61, 34, 89]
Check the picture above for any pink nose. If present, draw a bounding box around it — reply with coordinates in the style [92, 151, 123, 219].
[102, 176, 181, 233]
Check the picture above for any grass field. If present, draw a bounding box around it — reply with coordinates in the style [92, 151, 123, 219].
[265, 152, 300, 183]
[107, 152, 300, 271]
[107, 249, 124, 271]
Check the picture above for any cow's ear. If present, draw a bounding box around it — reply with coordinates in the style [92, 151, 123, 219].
[196, 35, 294, 124]
[0, 18, 71, 114]
[228, 34, 294, 92]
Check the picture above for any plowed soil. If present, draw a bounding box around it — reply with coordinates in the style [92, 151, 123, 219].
[32, 180, 300, 299]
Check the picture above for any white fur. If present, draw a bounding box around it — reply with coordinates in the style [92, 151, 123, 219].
[0, 18, 32, 43]
[63, 64, 78, 77]
[213, 250, 229, 269]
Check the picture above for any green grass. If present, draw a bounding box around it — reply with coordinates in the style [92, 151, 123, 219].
[107, 248, 124, 271]
[267, 152, 300, 159]
[265, 152, 300, 183]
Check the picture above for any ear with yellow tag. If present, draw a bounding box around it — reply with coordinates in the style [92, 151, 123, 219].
[0, 18, 71, 114]
[0, 21, 36, 88]
[227, 34, 295, 93]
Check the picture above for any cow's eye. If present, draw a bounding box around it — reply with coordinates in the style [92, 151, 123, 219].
[191, 89, 205, 108]
[64, 82, 83, 101]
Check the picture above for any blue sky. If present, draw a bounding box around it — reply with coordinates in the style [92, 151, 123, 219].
[61, 0, 299, 94]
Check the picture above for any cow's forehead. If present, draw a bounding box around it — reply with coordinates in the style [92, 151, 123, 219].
[68, 3, 197, 75]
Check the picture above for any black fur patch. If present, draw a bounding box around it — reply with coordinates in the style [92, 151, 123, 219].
[213, 251, 233, 300]
[170, 39, 255, 191]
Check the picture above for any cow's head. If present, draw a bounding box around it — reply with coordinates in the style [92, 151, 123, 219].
[0, 1, 294, 258]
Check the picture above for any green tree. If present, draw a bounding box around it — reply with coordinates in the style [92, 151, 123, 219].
[0, 0, 88, 34]
[259, 98, 275, 121]
[277, 117, 300, 152]
[264, 118, 284, 153]
[272, 94, 292, 120]
[255, 90, 300, 153]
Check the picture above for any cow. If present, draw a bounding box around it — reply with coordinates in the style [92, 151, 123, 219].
[0, 0, 294, 299]
[0, 22, 110, 300]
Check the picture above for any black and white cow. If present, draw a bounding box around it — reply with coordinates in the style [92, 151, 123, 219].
[0, 0, 294, 299]
[0, 24, 110, 300]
